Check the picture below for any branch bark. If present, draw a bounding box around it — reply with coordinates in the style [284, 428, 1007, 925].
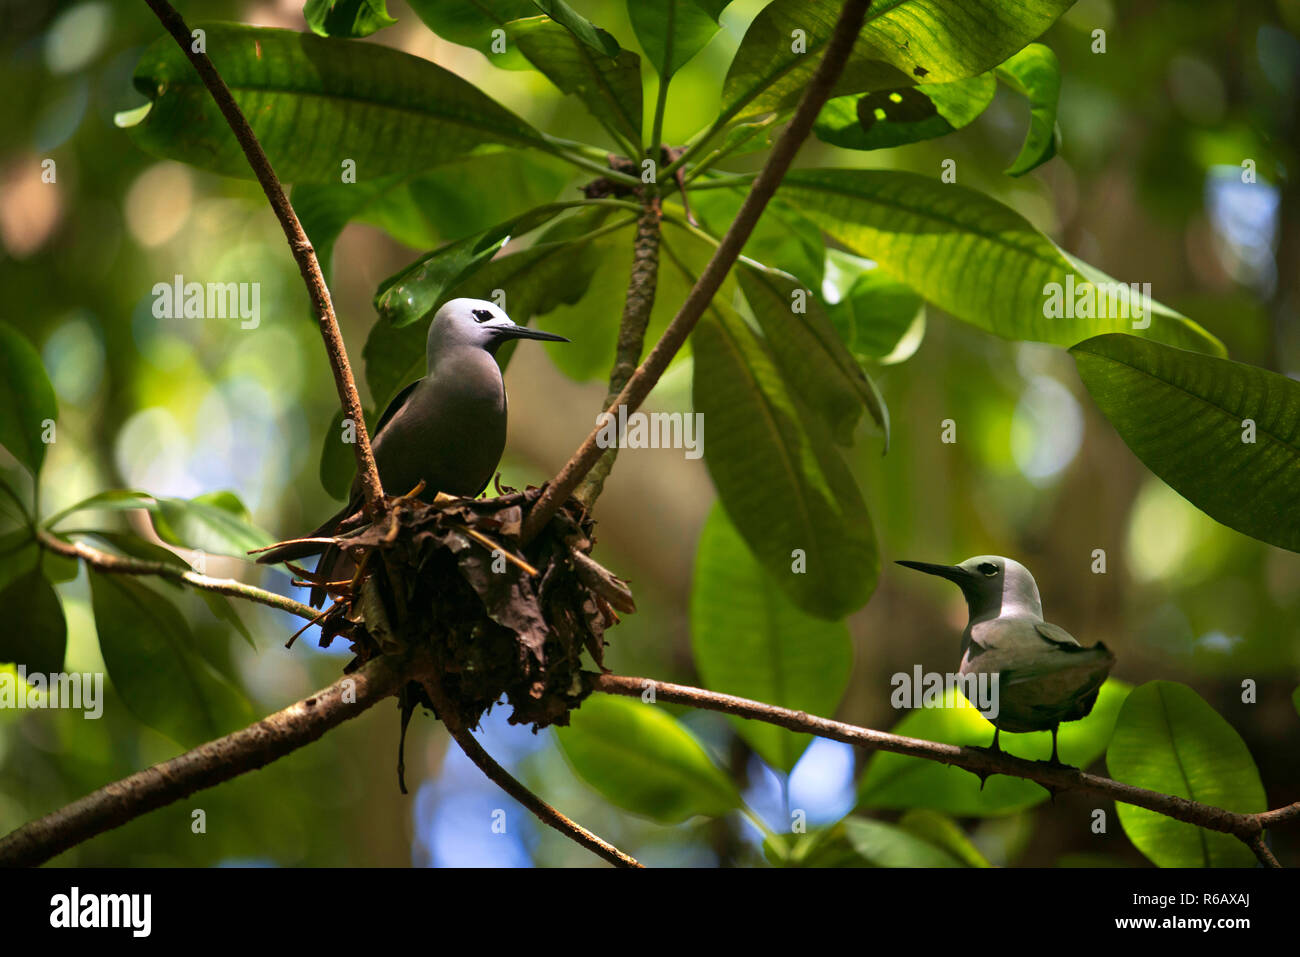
[589, 673, 1297, 868]
[0, 655, 407, 867]
[38, 528, 318, 621]
[575, 195, 662, 506]
[142, 0, 385, 514]
[520, 0, 874, 542]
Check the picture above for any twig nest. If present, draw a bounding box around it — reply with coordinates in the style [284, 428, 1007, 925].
[318, 487, 632, 732]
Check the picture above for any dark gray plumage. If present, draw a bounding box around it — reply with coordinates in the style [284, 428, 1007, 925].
[896, 555, 1115, 763]
[256, 298, 567, 605]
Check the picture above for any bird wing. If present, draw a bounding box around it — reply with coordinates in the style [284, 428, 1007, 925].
[373, 380, 420, 438]
[1033, 620, 1082, 649]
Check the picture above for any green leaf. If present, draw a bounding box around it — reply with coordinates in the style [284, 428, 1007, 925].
[825, 254, 926, 365]
[859, 681, 1130, 816]
[691, 190, 825, 290]
[691, 299, 878, 619]
[151, 491, 272, 558]
[842, 817, 966, 867]
[736, 262, 888, 447]
[89, 571, 252, 748]
[123, 23, 548, 182]
[509, 16, 642, 151]
[1071, 334, 1300, 553]
[557, 694, 741, 823]
[374, 203, 575, 329]
[406, 0, 536, 70]
[690, 505, 852, 772]
[0, 568, 66, 675]
[897, 810, 992, 867]
[43, 489, 154, 529]
[994, 43, 1061, 176]
[1106, 681, 1266, 868]
[814, 73, 996, 152]
[779, 169, 1225, 355]
[199, 593, 257, 650]
[628, 0, 732, 80]
[0, 528, 39, 593]
[530, 0, 620, 57]
[0, 322, 58, 478]
[303, 0, 397, 38]
[721, 0, 1074, 125]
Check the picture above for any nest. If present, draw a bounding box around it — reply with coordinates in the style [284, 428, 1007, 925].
[294, 485, 634, 735]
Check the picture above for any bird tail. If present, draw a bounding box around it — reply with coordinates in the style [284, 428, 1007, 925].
[253, 499, 357, 565]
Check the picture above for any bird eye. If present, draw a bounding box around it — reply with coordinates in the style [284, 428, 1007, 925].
[978, 562, 998, 576]
[472, 309, 493, 323]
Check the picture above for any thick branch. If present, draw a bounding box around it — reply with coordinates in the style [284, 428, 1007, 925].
[0, 656, 406, 867]
[520, 0, 873, 542]
[417, 673, 641, 868]
[142, 0, 384, 513]
[39, 528, 318, 621]
[589, 673, 1297, 867]
[575, 196, 663, 505]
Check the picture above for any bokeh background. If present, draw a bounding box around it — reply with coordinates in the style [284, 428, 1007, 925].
[2, 0, 1298, 866]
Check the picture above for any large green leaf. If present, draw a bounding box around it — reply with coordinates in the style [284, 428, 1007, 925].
[825, 253, 926, 366]
[89, 572, 252, 748]
[628, 0, 733, 80]
[42, 489, 155, 529]
[1106, 681, 1266, 868]
[303, 0, 396, 38]
[859, 682, 1130, 816]
[814, 73, 996, 152]
[779, 169, 1225, 355]
[690, 190, 825, 290]
[736, 263, 888, 447]
[407, 0, 536, 69]
[995, 43, 1061, 176]
[151, 491, 272, 558]
[530, 1, 620, 57]
[0, 322, 57, 478]
[0, 528, 39, 594]
[122, 24, 549, 182]
[1072, 334, 1300, 553]
[509, 16, 642, 151]
[690, 505, 852, 772]
[556, 694, 741, 824]
[0, 568, 66, 675]
[692, 299, 877, 619]
[721, 0, 1074, 125]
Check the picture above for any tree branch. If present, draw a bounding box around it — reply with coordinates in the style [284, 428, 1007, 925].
[142, 0, 385, 514]
[0, 655, 407, 867]
[519, 0, 874, 542]
[575, 195, 663, 506]
[38, 528, 318, 621]
[588, 673, 1297, 867]
[417, 672, 642, 868]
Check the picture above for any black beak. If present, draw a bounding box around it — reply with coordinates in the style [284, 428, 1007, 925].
[895, 560, 971, 586]
[499, 325, 569, 343]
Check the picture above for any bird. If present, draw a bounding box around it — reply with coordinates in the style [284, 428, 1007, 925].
[255, 298, 568, 605]
[895, 555, 1115, 764]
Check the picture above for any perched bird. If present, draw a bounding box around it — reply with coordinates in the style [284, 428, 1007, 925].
[256, 298, 568, 604]
[895, 555, 1115, 764]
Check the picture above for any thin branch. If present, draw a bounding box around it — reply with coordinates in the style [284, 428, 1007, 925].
[575, 194, 663, 505]
[1247, 833, 1282, 869]
[0, 655, 407, 867]
[142, 0, 385, 514]
[588, 673, 1300, 863]
[38, 528, 319, 621]
[520, 0, 873, 542]
[417, 673, 642, 868]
